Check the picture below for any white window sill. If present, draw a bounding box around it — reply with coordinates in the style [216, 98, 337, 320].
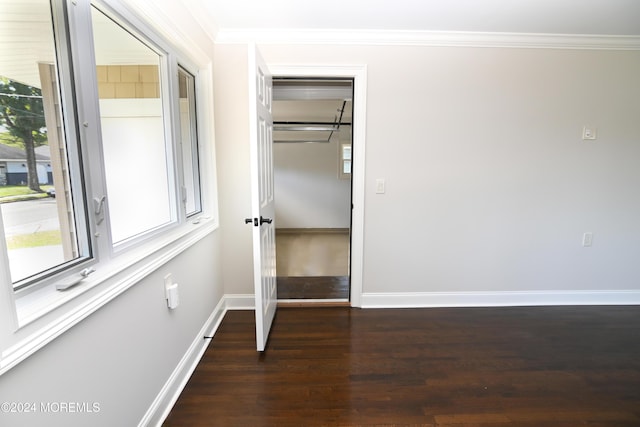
[1, 215, 217, 376]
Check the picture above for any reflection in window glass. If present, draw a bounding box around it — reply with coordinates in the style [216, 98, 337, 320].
[91, 7, 173, 245]
[0, 0, 87, 286]
[178, 68, 201, 216]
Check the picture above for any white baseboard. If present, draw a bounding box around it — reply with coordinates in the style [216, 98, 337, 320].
[223, 294, 255, 310]
[139, 297, 227, 427]
[361, 290, 640, 308]
[142, 294, 254, 426]
[212, 291, 640, 311]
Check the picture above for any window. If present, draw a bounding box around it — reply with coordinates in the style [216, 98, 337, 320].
[178, 67, 202, 216]
[0, 0, 204, 304]
[1, 0, 91, 289]
[339, 143, 352, 179]
[92, 6, 174, 245]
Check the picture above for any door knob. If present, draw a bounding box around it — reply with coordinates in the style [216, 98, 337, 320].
[245, 218, 258, 226]
[259, 216, 273, 225]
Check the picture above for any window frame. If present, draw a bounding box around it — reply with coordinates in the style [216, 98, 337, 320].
[91, 2, 181, 253]
[8, 0, 97, 294]
[177, 66, 203, 218]
[2, 0, 212, 327]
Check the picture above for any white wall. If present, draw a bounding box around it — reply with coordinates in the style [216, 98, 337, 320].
[0, 235, 223, 427]
[212, 44, 255, 296]
[274, 136, 351, 229]
[215, 42, 640, 299]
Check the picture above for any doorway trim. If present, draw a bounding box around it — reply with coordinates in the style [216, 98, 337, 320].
[269, 64, 367, 308]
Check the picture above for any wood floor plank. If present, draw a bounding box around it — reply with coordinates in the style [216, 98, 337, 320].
[277, 276, 349, 299]
[163, 306, 640, 426]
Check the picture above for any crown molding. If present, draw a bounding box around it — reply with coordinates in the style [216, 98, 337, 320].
[215, 29, 640, 50]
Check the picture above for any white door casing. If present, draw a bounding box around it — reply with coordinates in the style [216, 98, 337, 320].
[248, 45, 277, 351]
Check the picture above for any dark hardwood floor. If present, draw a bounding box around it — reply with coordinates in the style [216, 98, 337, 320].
[163, 306, 640, 426]
[277, 276, 349, 299]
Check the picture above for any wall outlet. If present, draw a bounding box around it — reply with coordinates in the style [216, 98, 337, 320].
[167, 283, 179, 309]
[164, 273, 179, 309]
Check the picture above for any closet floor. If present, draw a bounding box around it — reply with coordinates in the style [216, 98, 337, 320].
[276, 229, 349, 299]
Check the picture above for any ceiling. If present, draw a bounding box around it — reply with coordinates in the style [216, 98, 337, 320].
[201, 0, 640, 36]
[0, 0, 158, 89]
[0, 0, 55, 87]
[272, 80, 352, 144]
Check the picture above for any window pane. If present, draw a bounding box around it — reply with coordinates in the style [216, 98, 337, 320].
[340, 143, 352, 177]
[0, 0, 87, 286]
[178, 68, 201, 216]
[343, 160, 352, 174]
[91, 7, 173, 245]
[342, 145, 352, 160]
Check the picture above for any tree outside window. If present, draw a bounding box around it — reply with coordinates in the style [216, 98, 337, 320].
[0, 78, 47, 192]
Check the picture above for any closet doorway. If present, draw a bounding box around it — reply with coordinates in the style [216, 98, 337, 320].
[273, 78, 353, 302]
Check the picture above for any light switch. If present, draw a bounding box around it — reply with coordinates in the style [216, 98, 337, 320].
[582, 126, 597, 140]
[375, 179, 385, 194]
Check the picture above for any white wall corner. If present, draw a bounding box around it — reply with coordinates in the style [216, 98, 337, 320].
[139, 298, 227, 427]
[361, 290, 640, 308]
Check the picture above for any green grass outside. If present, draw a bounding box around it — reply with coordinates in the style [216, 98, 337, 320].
[0, 185, 53, 199]
[1, 185, 60, 249]
[6, 230, 62, 250]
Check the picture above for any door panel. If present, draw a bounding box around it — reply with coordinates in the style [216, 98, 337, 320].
[249, 45, 276, 352]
